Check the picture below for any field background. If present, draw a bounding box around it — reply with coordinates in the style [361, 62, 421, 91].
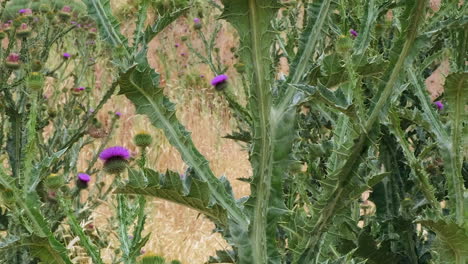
[79, 0, 446, 263]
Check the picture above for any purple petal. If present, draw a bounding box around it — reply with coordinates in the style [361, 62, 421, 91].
[211, 74, 228, 86]
[78, 173, 91, 182]
[99, 146, 130, 161]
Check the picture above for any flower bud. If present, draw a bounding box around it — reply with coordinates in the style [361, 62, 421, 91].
[16, 23, 31, 38]
[336, 35, 353, 53]
[44, 173, 64, 189]
[134, 132, 153, 148]
[5, 53, 21, 69]
[27, 72, 45, 91]
[1, 189, 15, 204]
[234, 63, 246, 73]
[59, 6, 72, 21]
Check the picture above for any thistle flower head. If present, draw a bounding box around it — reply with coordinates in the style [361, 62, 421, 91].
[434, 100, 443, 110]
[77, 173, 90, 182]
[193, 18, 201, 24]
[61, 6, 72, 13]
[349, 29, 358, 37]
[99, 146, 130, 161]
[77, 173, 90, 189]
[7, 53, 20, 63]
[211, 74, 228, 86]
[100, 146, 130, 174]
[63, 52, 71, 59]
[19, 8, 32, 16]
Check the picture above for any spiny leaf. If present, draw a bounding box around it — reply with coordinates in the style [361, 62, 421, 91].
[59, 197, 103, 264]
[221, 1, 286, 263]
[116, 168, 229, 227]
[417, 219, 468, 262]
[278, 0, 333, 111]
[145, 7, 189, 44]
[84, 0, 128, 49]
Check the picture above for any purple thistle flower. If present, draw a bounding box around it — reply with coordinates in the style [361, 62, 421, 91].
[63, 52, 71, 59]
[175, 43, 180, 48]
[19, 8, 32, 15]
[71, 21, 77, 25]
[18, 9, 26, 14]
[77, 173, 91, 182]
[89, 108, 95, 113]
[434, 101, 443, 110]
[99, 146, 130, 161]
[62, 6, 72, 13]
[6, 53, 20, 63]
[200, 75, 205, 78]
[180, 52, 186, 56]
[78, 87, 85, 91]
[211, 74, 228, 86]
[193, 18, 201, 24]
[349, 29, 358, 37]
[115, 111, 122, 117]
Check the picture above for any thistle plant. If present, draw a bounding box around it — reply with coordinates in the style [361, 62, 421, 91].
[87, 0, 466, 263]
[0, 1, 148, 263]
[0, 0, 465, 263]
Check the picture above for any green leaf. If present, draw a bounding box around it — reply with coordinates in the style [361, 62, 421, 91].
[59, 198, 103, 264]
[84, 0, 128, 49]
[409, 69, 466, 225]
[418, 219, 468, 263]
[116, 168, 229, 227]
[118, 59, 247, 227]
[445, 72, 468, 160]
[145, 7, 189, 44]
[221, 1, 288, 263]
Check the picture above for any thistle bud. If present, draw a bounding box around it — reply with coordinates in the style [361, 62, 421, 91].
[31, 60, 42, 71]
[5, 53, 21, 69]
[71, 87, 85, 96]
[16, 23, 31, 38]
[134, 131, 153, 148]
[336, 35, 353, 54]
[193, 17, 202, 30]
[18, 8, 33, 17]
[44, 173, 64, 189]
[59, 6, 72, 21]
[234, 63, 246, 73]
[27, 72, 45, 91]
[140, 254, 166, 264]
[1, 189, 15, 204]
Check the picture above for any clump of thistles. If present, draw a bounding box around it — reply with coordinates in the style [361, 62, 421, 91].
[134, 131, 153, 148]
[211, 74, 228, 91]
[99, 146, 130, 174]
[77, 173, 91, 189]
